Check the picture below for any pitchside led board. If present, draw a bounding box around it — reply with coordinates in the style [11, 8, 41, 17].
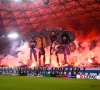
[76, 74, 100, 79]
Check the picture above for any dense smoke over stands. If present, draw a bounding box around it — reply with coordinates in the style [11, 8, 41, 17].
[67, 19, 100, 42]
[0, 24, 100, 67]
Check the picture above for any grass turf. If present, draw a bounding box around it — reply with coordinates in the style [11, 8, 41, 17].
[0, 75, 100, 90]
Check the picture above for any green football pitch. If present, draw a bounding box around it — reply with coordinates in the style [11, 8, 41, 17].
[0, 75, 100, 90]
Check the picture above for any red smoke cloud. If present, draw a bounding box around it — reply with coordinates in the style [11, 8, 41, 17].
[66, 19, 100, 42]
[0, 18, 100, 67]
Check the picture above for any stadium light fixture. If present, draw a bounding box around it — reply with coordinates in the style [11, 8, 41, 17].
[25, 0, 35, 3]
[14, 0, 22, 3]
[2, 35, 5, 37]
[43, 0, 50, 5]
[7, 33, 19, 39]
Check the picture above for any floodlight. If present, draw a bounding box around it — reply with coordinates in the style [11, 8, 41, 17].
[14, 0, 22, 3]
[8, 33, 19, 39]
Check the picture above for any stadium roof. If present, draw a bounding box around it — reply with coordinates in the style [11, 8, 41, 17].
[0, 0, 100, 46]
[0, 0, 100, 34]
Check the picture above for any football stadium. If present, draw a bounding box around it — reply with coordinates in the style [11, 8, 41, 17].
[0, 0, 100, 90]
